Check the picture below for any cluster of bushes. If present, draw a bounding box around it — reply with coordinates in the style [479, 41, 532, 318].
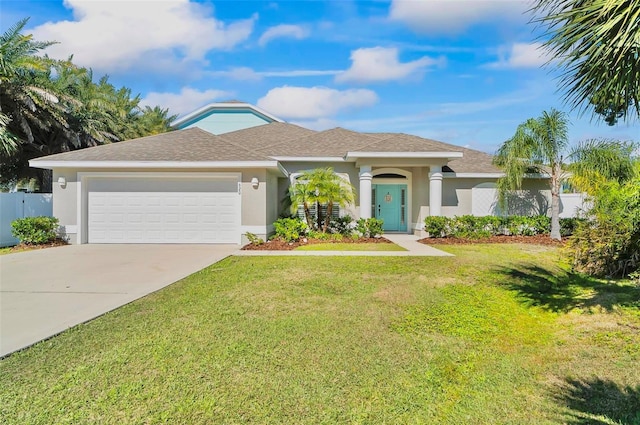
[11, 216, 60, 245]
[566, 171, 640, 278]
[272, 216, 384, 243]
[423, 215, 583, 239]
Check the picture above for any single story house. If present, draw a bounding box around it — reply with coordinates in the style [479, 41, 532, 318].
[30, 101, 556, 245]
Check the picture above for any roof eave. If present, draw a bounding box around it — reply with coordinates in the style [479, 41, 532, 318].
[345, 151, 464, 160]
[29, 160, 282, 170]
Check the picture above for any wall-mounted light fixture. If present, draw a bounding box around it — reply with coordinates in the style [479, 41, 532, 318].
[57, 176, 66, 188]
[251, 177, 259, 189]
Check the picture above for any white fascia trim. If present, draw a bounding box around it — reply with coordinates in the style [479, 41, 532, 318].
[172, 102, 284, 127]
[443, 172, 504, 178]
[346, 151, 463, 160]
[29, 160, 281, 170]
[442, 172, 550, 179]
[270, 156, 346, 162]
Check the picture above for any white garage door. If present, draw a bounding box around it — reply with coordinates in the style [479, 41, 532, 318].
[87, 176, 240, 244]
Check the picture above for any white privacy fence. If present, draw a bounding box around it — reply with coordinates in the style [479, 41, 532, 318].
[0, 193, 53, 247]
[471, 185, 588, 218]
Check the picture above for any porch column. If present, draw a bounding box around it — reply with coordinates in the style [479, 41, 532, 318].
[429, 165, 443, 216]
[359, 165, 372, 219]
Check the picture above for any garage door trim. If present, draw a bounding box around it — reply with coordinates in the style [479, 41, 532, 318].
[78, 172, 241, 244]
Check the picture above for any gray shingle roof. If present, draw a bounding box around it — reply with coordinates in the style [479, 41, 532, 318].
[221, 122, 316, 151]
[31, 128, 271, 162]
[32, 123, 500, 173]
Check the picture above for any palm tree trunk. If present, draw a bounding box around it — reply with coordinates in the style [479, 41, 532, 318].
[550, 163, 562, 240]
[323, 202, 333, 233]
[303, 202, 313, 228]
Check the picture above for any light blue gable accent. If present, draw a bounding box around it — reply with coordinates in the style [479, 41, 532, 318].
[177, 109, 273, 134]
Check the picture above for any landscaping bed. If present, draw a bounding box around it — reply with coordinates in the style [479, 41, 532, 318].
[419, 234, 565, 246]
[242, 236, 394, 251]
[0, 239, 68, 255]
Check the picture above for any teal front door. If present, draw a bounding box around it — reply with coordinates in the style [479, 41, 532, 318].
[373, 184, 407, 232]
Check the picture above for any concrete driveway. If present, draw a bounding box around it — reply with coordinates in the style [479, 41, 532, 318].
[0, 244, 237, 357]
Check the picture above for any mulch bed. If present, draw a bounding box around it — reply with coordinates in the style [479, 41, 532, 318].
[242, 237, 394, 251]
[6, 239, 69, 253]
[419, 234, 565, 246]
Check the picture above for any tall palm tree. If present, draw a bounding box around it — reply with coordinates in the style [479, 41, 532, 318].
[494, 109, 569, 240]
[0, 18, 61, 157]
[532, 0, 640, 123]
[494, 108, 636, 240]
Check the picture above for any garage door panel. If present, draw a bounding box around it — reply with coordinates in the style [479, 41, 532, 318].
[87, 177, 240, 244]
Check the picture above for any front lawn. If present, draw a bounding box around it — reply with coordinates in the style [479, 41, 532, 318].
[1, 244, 639, 424]
[295, 242, 406, 251]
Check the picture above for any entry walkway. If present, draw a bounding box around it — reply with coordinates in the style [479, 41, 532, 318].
[235, 234, 452, 257]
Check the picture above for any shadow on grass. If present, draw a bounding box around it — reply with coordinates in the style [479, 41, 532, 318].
[493, 264, 640, 312]
[552, 377, 640, 425]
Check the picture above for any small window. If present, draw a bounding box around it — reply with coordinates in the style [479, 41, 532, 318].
[375, 173, 406, 179]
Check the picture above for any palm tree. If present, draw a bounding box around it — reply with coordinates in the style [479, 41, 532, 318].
[494, 109, 568, 240]
[494, 108, 636, 240]
[532, 0, 640, 124]
[289, 167, 356, 232]
[0, 18, 61, 157]
[289, 178, 316, 228]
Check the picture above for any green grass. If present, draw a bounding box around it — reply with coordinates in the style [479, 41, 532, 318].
[0, 246, 14, 255]
[1, 244, 639, 424]
[295, 242, 407, 251]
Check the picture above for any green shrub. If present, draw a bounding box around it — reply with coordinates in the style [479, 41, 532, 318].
[273, 218, 308, 242]
[424, 216, 450, 238]
[11, 216, 59, 245]
[245, 232, 264, 245]
[424, 214, 555, 238]
[327, 215, 355, 236]
[504, 215, 549, 236]
[356, 218, 384, 238]
[566, 169, 640, 278]
[559, 217, 584, 237]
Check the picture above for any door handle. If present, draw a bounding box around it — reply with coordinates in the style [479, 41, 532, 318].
[378, 204, 381, 214]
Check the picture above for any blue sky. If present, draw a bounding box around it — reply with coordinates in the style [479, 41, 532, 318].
[4, 0, 638, 153]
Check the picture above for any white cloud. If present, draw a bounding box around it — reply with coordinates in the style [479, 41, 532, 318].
[389, 0, 528, 34]
[336, 46, 443, 84]
[486, 42, 551, 69]
[30, 0, 256, 73]
[258, 24, 308, 46]
[142, 87, 231, 116]
[257, 86, 378, 119]
[207, 67, 341, 81]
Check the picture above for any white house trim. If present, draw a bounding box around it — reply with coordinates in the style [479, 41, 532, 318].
[30, 160, 281, 170]
[443, 172, 504, 178]
[272, 156, 346, 162]
[346, 151, 463, 160]
[171, 102, 284, 128]
[76, 171, 242, 244]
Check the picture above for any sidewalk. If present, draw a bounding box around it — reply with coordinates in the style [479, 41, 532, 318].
[235, 234, 453, 257]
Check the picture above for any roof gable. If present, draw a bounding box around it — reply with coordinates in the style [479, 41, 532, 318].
[172, 102, 284, 134]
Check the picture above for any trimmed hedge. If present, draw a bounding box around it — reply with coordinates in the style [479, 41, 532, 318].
[11, 216, 59, 245]
[424, 215, 582, 239]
